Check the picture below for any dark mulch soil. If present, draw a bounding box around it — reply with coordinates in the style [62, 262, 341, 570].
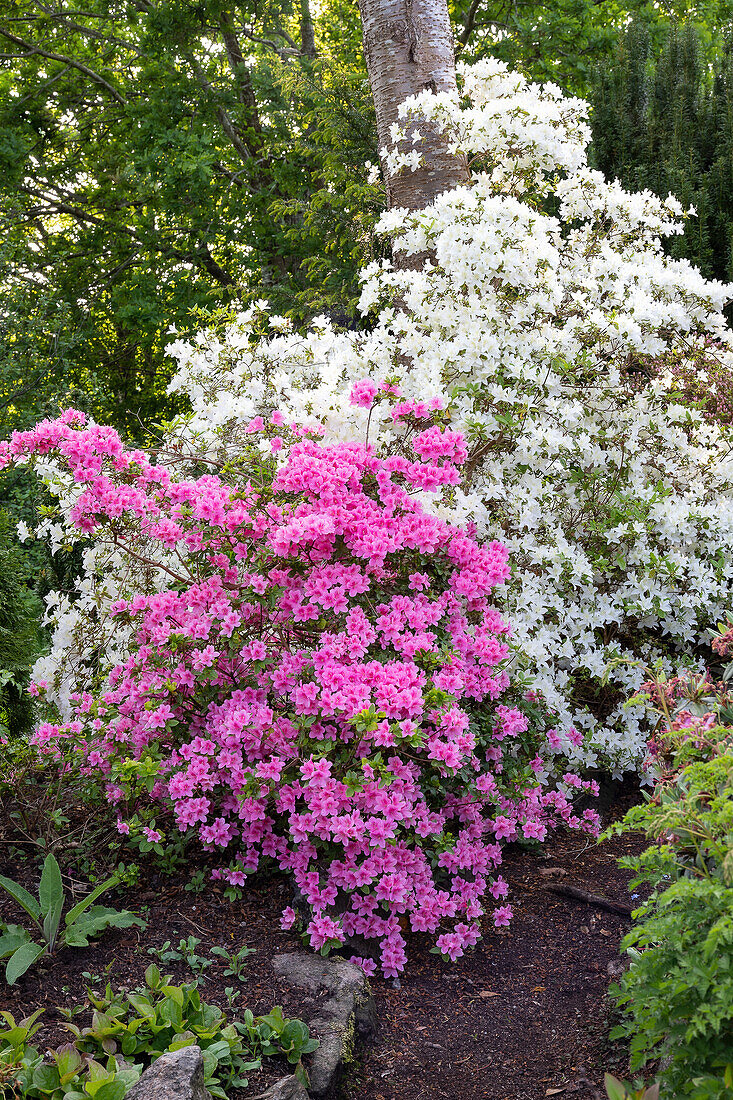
[348, 824, 645, 1100]
[0, 782, 648, 1100]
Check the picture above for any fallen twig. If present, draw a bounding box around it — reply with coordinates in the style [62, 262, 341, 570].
[543, 882, 633, 917]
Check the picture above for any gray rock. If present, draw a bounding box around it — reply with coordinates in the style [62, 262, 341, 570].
[126, 1047, 211, 1100]
[251, 1074, 310, 1100]
[273, 953, 377, 1096]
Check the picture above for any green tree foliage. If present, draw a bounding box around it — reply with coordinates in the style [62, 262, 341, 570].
[0, 512, 43, 736]
[0, 0, 381, 438]
[591, 19, 733, 286]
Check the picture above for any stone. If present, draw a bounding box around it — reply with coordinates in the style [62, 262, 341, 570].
[251, 1074, 310, 1100]
[272, 953, 377, 1096]
[126, 1047, 211, 1100]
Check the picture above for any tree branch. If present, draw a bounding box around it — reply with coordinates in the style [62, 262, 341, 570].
[458, 0, 484, 48]
[187, 53, 253, 163]
[0, 27, 127, 104]
[17, 185, 236, 288]
[218, 11, 265, 154]
[192, 243, 236, 287]
[239, 26, 300, 59]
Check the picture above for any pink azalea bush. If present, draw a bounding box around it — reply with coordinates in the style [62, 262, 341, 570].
[1, 391, 599, 976]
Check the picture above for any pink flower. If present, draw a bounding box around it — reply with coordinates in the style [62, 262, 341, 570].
[349, 956, 377, 977]
[2, 405, 591, 977]
[307, 914, 344, 950]
[349, 380, 379, 408]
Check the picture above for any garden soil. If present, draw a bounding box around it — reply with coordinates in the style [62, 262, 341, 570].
[0, 782, 647, 1100]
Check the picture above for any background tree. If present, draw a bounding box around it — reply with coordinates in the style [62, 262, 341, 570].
[0, 0, 382, 436]
[591, 18, 733, 288]
[452, 0, 733, 96]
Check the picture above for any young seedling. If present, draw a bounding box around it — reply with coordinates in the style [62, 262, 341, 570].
[147, 935, 213, 979]
[209, 944, 255, 980]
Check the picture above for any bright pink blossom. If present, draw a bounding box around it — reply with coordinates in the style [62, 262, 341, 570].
[5, 404, 598, 977]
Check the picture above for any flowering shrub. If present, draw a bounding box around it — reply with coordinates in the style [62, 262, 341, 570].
[1, 399, 598, 976]
[157, 58, 733, 773]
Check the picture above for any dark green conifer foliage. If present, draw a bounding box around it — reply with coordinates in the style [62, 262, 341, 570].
[591, 20, 733, 287]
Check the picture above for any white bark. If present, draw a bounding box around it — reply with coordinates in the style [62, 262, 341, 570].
[359, 0, 469, 212]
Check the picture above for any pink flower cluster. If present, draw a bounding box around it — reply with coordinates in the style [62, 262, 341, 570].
[2, 403, 598, 975]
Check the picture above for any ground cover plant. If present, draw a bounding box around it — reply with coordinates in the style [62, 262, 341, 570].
[0, 853, 145, 985]
[0, 963, 317, 1100]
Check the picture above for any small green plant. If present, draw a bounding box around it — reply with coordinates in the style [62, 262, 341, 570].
[0, 1008, 141, 1100]
[81, 961, 116, 991]
[246, 1006, 318, 1067]
[183, 870, 207, 895]
[146, 936, 212, 979]
[65, 965, 315, 1096]
[111, 864, 140, 890]
[605, 1073, 660, 1100]
[61, 965, 256, 1098]
[209, 944, 255, 980]
[607, 658, 733, 1099]
[0, 854, 146, 984]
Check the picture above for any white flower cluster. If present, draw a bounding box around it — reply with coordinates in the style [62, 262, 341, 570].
[31, 59, 733, 773]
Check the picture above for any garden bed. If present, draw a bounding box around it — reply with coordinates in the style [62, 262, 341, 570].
[1, 782, 646, 1100]
[350, 803, 646, 1100]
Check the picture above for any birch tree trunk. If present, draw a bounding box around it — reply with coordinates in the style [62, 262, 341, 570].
[359, 0, 470, 211]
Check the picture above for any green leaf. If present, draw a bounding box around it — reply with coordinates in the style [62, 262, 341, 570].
[53, 1043, 84, 1081]
[32, 1063, 61, 1092]
[64, 876, 120, 927]
[160, 984, 184, 1006]
[604, 1074, 628, 1100]
[42, 894, 64, 951]
[64, 907, 145, 948]
[159, 996, 183, 1029]
[0, 875, 42, 925]
[86, 1080, 127, 1100]
[126, 994, 154, 1018]
[0, 925, 32, 958]
[144, 963, 161, 990]
[38, 855, 64, 920]
[169, 1031, 196, 1051]
[6, 941, 46, 985]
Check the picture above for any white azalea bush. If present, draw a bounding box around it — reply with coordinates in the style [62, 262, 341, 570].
[29, 58, 733, 774]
